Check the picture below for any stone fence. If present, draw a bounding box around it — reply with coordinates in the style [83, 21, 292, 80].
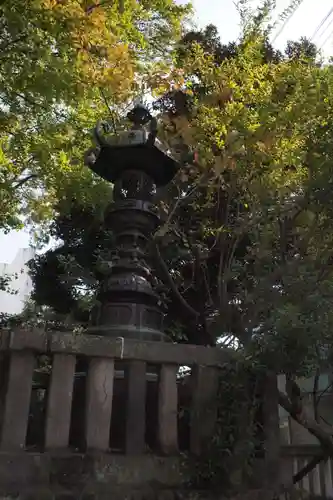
[281, 445, 333, 499]
[0, 329, 230, 498]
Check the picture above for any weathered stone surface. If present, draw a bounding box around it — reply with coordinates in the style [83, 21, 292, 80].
[23, 490, 54, 500]
[190, 366, 218, 455]
[45, 354, 76, 450]
[0, 491, 219, 500]
[0, 453, 50, 490]
[51, 333, 228, 367]
[0, 452, 186, 494]
[6, 329, 46, 352]
[157, 490, 175, 500]
[125, 360, 147, 455]
[1, 353, 35, 450]
[0, 330, 228, 367]
[158, 365, 178, 454]
[85, 359, 115, 451]
[49, 455, 93, 488]
[0, 451, 224, 499]
[55, 495, 76, 500]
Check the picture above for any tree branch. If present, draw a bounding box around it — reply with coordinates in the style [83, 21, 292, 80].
[152, 242, 199, 320]
[3, 87, 69, 121]
[292, 453, 327, 485]
[276, 388, 333, 497]
[313, 368, 320, 422]
[273, 452, 328, 499]
[13, 174, 37, 190]
[316, 380, 333, 409]
[86, 1, 117, 14]
[98, 88, 118, 134]
[278, 390, 333, 454]
[0, 33, 28, 55]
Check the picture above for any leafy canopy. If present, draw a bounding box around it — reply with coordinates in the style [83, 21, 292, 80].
[21, 5, 333, 496]
[155, 30, 333, 367]
[0, 0, 190, 231]
[27, 16, 333, 366]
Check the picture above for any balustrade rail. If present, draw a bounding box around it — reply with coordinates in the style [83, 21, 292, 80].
[0, 329, 228, 456]
[280, 445, 333, 499]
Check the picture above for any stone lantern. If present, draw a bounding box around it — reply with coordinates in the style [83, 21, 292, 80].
[84, 105, 179, 342]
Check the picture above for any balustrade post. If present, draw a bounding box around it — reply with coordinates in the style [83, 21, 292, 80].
[158, 364, 178, 454]
[1, 352, 35, 450]
[190, 365, 218, 455]
[125, 360, 147, 454]
[85, 357, 115, 451]
[263, 372, 281, 487]
[45, 354, 76, 449]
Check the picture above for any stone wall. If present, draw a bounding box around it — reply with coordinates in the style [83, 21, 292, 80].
[0, 490, 213, 499]
[0, 453, 214, 500]
[0, 451, 308, 499]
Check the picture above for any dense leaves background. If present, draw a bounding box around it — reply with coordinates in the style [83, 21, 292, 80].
[0, 0, 190, 231]
[3, 1, 333, 496]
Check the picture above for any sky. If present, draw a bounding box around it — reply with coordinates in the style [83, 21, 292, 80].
[1, 0, 333, 263]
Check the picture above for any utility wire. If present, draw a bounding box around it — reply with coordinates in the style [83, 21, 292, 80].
[272, 1, 304, 43]
[320, 25, 333, 51]
[316, 15, 333, 43]
[317, 8, 333, 51]
[311, 6, 333, 41]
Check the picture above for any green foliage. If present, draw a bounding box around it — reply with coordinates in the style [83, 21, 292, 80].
[0, 273, 19, 294]
[28, 16, 333, 360]
[186, 360, 264, 495]
[152, 20, 333, 365]
[0, 0, 191, 231]
[285, 37, 318, 62]
[15, 3, 333, 494]
[151, 7, 333, 492]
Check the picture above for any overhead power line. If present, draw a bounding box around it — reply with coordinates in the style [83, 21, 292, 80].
[272, 0, 304, 43]
[317, 15, 333, 43]
[311, 6, 333, 41]
[320, 25, 333, 51]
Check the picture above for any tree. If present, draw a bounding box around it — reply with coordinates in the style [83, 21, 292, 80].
[153, 17, 333, 496]
[25, 4, 333, 498]
[0, 0, 190, 231]
[285, 36, 318, 61]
